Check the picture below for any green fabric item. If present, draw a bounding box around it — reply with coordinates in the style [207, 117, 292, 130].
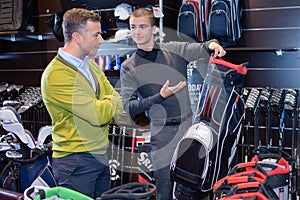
[34, 186, 93, 200]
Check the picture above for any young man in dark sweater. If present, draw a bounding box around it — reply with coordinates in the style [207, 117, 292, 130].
[120, 8, 226, 200]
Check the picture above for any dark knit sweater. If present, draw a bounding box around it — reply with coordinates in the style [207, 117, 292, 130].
[120, 40, 215, 121]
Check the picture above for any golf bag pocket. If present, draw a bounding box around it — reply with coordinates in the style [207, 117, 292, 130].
[171, 121, 213, 190]
[19, 156, 57, 192]
[1, 155, 57, 193]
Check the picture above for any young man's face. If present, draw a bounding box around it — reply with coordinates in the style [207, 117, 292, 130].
[129, 16, 156, 48]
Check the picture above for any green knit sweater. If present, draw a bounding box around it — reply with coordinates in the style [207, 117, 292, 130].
[41, 56, 123, 158]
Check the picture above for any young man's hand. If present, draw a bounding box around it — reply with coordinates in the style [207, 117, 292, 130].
[208, 41, 226, 58]
[160, 80, 186, 98]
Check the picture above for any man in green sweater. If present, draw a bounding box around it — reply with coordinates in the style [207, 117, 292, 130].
[41, 8, 123, 199]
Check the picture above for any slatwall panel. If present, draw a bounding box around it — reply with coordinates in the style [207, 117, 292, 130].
[225, 0, 300, 89]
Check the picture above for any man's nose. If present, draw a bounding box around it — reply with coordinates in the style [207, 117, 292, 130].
[98, 34, 104, 44]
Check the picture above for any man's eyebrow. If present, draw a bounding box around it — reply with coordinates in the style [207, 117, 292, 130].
[131, 24, 148, 27]
[93, 31, 101, 35]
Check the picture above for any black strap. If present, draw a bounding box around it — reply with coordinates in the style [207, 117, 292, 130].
[100, 182, 156, 200]
[38, 189, 46, 199]
[55, 55, 100, 99]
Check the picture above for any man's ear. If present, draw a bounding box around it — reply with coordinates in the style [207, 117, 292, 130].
[152, 26, 158, 34]
[72, 33, 80, 42]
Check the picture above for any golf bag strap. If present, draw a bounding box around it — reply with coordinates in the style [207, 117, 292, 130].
[173, 166, 203, 186]
[3, 164, 20, 191]
[38, 189, 46, 199]
[209, 57, 248, 75]
[3, 171, 14, 190]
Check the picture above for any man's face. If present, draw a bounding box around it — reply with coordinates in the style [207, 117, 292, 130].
[129, 16, 156, 47]
[80, 20, 104, 56]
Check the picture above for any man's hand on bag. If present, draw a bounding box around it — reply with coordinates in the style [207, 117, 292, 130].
[208, 41, 226, 58]
[160, 80, 186, 98]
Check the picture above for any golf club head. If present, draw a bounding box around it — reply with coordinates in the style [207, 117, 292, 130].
[37, 125, 52, 146]
[0, 106, 22, 123]
[24, 130, 36, 149]
[2, 122, 29, 146]
[17, 105, 30, 114]
[6, 150, 23, 158]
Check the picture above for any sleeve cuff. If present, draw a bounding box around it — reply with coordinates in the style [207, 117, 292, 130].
[205, 39, 219, 54]
[153, 93, 166, 103]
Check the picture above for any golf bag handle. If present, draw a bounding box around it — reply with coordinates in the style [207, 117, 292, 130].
[209, 57, 248, 75]
[223, 175, 265, 185]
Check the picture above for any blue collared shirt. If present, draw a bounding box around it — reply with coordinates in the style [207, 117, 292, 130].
[58, 48, 96, 91]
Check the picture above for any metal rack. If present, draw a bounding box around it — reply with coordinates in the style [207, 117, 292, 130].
[238, 86, 300, 198]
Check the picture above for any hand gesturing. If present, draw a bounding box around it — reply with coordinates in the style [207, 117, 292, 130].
[160, 80, 187, 98]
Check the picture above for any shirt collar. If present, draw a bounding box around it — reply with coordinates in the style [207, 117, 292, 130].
[136, 43, 160, 61]
[58, 48, 90, 69]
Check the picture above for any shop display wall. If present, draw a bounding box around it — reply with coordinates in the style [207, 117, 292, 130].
[0, 0, 300, 195]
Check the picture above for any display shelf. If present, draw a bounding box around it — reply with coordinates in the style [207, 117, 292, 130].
[97, 40, 136, 56]
[0, 31, 54, 41]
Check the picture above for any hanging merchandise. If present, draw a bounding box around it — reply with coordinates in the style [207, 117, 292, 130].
[171, 57, 248, 197]
[114, 3, 133, 20]
[208, 0, 243, 47]
[177, 0, 211, 42]
[0, 0, 36, 31]
[46, 10, 65, 42]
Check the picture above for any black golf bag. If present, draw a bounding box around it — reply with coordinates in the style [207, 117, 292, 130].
[171, 57, 248, 193]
